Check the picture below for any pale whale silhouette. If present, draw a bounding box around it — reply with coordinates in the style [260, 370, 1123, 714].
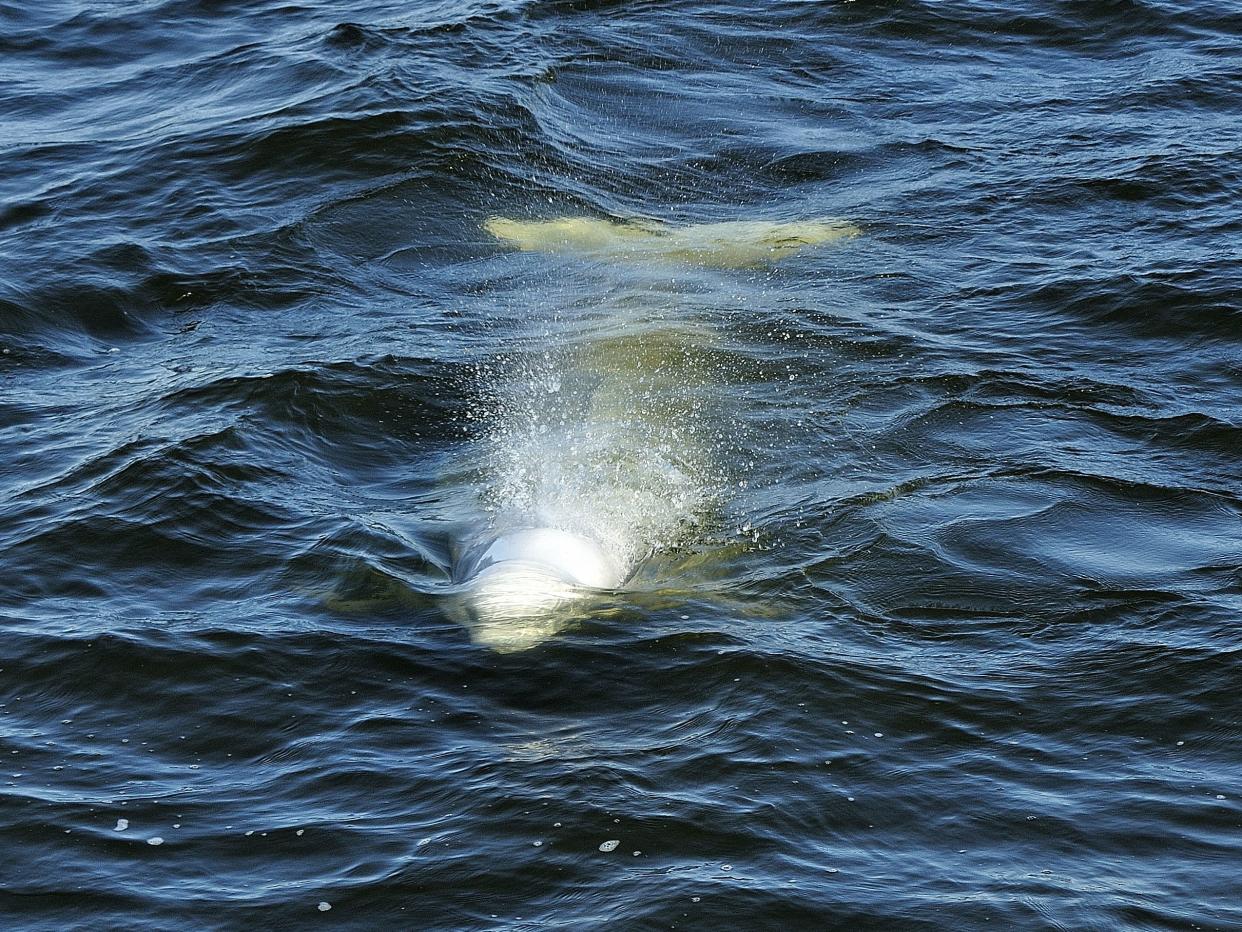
[447, 213, 859, 650]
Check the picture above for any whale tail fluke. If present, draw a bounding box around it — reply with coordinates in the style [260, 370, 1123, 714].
[483, 215, 859, 268]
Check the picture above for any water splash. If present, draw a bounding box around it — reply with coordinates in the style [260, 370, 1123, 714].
[483, 326, 719, 569]
[450, 282, 727, 648]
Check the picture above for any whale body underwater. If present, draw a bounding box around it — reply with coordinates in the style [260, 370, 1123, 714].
[449, 215, 858, 651]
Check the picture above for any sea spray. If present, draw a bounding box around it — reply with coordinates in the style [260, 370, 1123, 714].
[480, 323, 721, 571]
[449, 278, 732, 647]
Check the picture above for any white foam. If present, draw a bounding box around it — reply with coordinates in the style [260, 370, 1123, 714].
[452, 317, 722, 649]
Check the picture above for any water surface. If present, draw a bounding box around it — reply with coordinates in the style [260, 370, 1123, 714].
[2, 0, 1240, 928]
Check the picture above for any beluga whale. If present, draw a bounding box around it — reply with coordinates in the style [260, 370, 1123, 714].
[447, 213, 859, 651]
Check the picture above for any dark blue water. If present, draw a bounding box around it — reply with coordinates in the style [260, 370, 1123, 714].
[3, 1, 1240, 928]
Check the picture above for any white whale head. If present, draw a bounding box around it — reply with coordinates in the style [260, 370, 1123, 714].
[451, 527, 626, 651]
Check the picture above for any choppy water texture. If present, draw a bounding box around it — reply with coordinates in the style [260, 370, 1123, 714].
[3, 0, 1241, 928]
